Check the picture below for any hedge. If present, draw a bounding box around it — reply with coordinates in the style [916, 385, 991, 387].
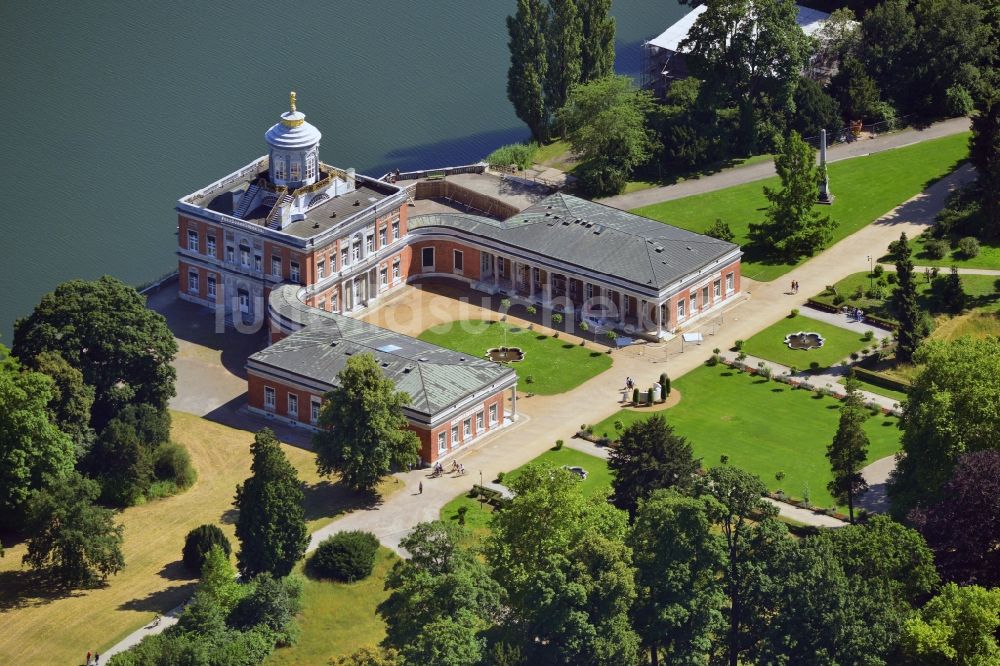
[852, 365, 911, 396]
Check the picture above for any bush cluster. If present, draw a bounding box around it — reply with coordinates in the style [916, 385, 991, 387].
[485, 143, 537, 170]
[309, 531, 380, 582]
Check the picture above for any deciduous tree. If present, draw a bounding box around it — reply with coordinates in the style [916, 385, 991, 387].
[891, 232, 923, 364]
[31, 350, 95, 455]
[970, 82, 1000, 235]
[0, 345, 75, 529]
[827, 374, 870, 522]
[900, 583, 1000, 665]
[234, 429, 308, 578]
[313, 353, 420, 493]
[629, 489, 724, 666]
[749, 131, 836, 258]
[911, 450, 1000, 587]
[12, 276, 177, 429]
[889, 337, 1000, 518]
[506, 0, 549, 141]
[608, 414, 700, 517]
[23, 471, 124, 587]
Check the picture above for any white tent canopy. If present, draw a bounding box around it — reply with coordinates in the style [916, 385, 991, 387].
[646, 4, 830, 53]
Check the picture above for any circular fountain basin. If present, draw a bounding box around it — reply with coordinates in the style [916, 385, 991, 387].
[784, 332, 825, 350]
[486, 346, 525, 363]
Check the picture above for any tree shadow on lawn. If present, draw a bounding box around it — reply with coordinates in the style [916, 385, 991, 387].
[301, 479, 383, 524]
[0, 569, 88, 611]
[157, 559, 196, 582]
[118, 581, 197, 614]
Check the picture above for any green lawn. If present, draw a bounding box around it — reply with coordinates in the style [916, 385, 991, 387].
[741, 314, 873, 369]
[632, 133, 970, 282]
[839, 375, 908, 404]
[440, 447, 612, 545]
[904, 234, 1000, 270]
[810, 271, 1000, 321]
[590, 365, 902, 509]
[267, 548, 398, 665]
[418, 320, 612, 395]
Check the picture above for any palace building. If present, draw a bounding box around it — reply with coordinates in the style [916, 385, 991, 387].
[176, 95, 742, 464]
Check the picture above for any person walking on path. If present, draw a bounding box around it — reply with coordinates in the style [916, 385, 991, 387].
[87, 651, 92, 665]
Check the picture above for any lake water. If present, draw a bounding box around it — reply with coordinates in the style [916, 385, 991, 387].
[0, 0, 685, 341]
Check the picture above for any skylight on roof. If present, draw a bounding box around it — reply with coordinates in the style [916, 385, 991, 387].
[377, 344, 402, 353]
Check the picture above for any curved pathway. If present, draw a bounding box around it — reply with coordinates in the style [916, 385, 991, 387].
[600, 117, 971, 210]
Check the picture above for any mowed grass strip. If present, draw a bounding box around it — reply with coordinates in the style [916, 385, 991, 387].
[741, 315, 873, 369]
[0, 412, 398, 666]
[632, 132, 970, 282]
[417, 320, 612, 395]
[266, 548, 398, 665]
[590, 365, 902, 509]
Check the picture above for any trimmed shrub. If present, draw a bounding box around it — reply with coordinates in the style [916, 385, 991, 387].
[659, 373, 671, 397]
[554, 439, 564, 450]
[456, 505, 468, 525]
[647, 387, 654, 405]
[833, 294, 845, 305]
[924, 239, 949, 259]
[872, 264, 884, 277]
[495, 471, 506, 483]
[632, 388, 640, 405]
[154, 441, 196, 489]
[733, 339, 745, 351]
[957, 236, 980, 258]
[809, 361, 821, 373]
[182, 524, 232, 574]
[789, 308, 799, 318]
[863, 330, 874, 342]
[309, 531, 379, 582]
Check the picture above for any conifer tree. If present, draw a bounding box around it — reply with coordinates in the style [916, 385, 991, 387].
[892, 232, 922, 363]
[826, 374, 870, 523]
[234, 428, 308, 578]
[577, 0, 615, 82]
[545, 0, 583, 120]
[940, 266, 966, 314]
[970, 84, 1000, 235]
[506, 0, 549, 141]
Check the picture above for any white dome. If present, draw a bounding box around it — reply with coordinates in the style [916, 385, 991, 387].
[265, 110, 322, 149]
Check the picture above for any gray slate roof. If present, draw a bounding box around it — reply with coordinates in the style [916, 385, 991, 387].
[248, 309, 515, 419]
[409, 193, 738, 291]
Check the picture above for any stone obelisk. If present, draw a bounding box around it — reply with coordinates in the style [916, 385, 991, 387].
[818, 128, 834, 204]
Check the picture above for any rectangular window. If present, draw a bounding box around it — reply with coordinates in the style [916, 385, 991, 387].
[453, 250, 463, 272]
[274, 158, 287, 180]
[392, 220, 399, 240]
[726, 272, 735, 293]
[310, 397, 321, 425]
[341, 247, 349, 268]
[290, 261, 300, 282]
[464, 418, 471, 437]
[702, 286, 709, 306]
[691, 292, 697, 311]
[585, 283, 593, 299]
[392, 259, 400, 280]
[489, 404, 498, 425]
[678, 299, 686, 319]
[451, 424, 459, 445]
[254, 253, 262, 273]
[290, 161, 301, 180]
[422, 247, 434, 268]
[207, 275, 216, 298]
[714, 279, 721, 298]
[264, 386, 276, 410]
[305, 156, 316, 180]
[366, 235, 374, 254]
[380, 267, 388, 287]
[379, 228, 387, 247]
[331, 293, 339, 312]
[240, 246, 251, 267]
[187, 271, 199, 293]
[227, 246, 235, 263]
[352, 241, 361, 261]
[317, 260, 325, 279]
[287, 393, 298, 417]
[187, 229, 199, 251]
[438, 431, 447, 453]
[476, 412, 484, 431]
[207, 235, 216, 256]
[271, 256, 281, 276]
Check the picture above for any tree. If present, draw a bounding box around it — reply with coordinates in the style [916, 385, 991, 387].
[790, 76, 843, 138]
[911, 450, 1000, 587]
[830, 56, 885, 123]
[182, 524, 232, 574]
[812, 7, 860, 76]
[89, 413, 154, 506]
[749, 131, 836, 258]
[892, 232, 923, 364]
[577, 0, 615, 82]
[629, 490, 724, 666]
[379, 521, 501, 663]
[506, 0, 549, 141]
[313, 353, 420, 493]
[234, 429, 308, 578]
[545, 0, 583, 117]
[970, 83, 1000, 236]
[12, 276, 177, 429]
[827, 374, 870, 522]
[705, 219, 736, 243]
[31, 350, 95, 455]
[698, 465, 780, 666]
[23, 471, 124, 587]
[330, 646, 401, 666]
[909, 0, 987, 117]
[857, 0, 916, 106]
[681, 0, 811, 153]
[198, 544, 244, 612]
[0, 345, 75, 529]
[900, 583, 1000, 665]
[486, 466, 639, 664]
[939, 266, 967, 314]
[559, 75, 657, 196]
[889, 337, 1000, 517]
[608, 414, 700, 517]
[228, 572, 303, 643]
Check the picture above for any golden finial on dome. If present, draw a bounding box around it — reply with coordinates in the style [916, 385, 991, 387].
[290, 91, 297, 113]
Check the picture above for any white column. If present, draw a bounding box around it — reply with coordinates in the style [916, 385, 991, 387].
[529, 265, 536, 299]
[492, 255, 499, 289]
[657, 300, 663, 337]
[510, 385, 517, 420]
[619, 293, 627, 325]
